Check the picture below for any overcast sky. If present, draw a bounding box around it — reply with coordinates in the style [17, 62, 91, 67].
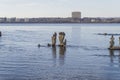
[0, 0, 120, 18]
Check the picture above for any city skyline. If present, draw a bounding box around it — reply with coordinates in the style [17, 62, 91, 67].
[0, 0, 120, 18]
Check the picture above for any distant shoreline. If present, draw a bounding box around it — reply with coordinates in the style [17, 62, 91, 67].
[0, 22, 120, 24]
[0, 23, 120, 27]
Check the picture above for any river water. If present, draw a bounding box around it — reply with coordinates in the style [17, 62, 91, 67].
[0, 23, 120, 80]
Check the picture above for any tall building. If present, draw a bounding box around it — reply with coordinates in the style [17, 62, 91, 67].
[72, 12, 81, 19]
[71, 11, 81, 23]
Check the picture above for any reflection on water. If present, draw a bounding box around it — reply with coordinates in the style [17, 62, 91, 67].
[52, 46, 66, 66]
[109, 50, 120, 67]
[109, 50, 115, 63]
[59, 46, 66, 66]
[72, 27, 81, 46]
[52, 46, 57, 66]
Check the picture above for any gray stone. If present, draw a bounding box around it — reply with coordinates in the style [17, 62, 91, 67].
[64, 39, 67, 46]
[59, 32, 66, 46]
[51, 32, 57, 46]
[109, 35, 114, 48]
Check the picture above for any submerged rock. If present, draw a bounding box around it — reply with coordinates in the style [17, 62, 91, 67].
[47, 43, 51, 47]
[38, 44, 41, 47]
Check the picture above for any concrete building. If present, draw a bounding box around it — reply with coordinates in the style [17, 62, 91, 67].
[15, 18, 25, 23]
[6, 18, 11, 22]
[0, 17, 6, 23]
[15, 18, 21, 22]
[24, 18, 29, 22]
[72, 12, 81, 19]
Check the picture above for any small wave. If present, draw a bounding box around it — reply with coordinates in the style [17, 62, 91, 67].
[93, 54, 120, 57]
[15, 30, 37, 34]
[80, 45, 107, 51]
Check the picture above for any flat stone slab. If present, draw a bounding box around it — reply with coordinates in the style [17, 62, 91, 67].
[108, 46, 120, 50]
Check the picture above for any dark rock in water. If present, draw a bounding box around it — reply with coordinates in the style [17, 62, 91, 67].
[38, 44, 41, 47]
[0, 31, 1, 37]
[58, 44, 65, 47]
[47, 43, 51, 47]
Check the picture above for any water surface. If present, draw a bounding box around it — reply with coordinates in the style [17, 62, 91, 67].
[0, 23, 120, 80]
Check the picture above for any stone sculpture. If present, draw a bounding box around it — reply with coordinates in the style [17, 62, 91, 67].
[109, 35, 114, 48]
[59, 32, 66, 46]
[47, 32, 67, 47]
[63, 39, 67, 46]
[51, 32, 57, 46]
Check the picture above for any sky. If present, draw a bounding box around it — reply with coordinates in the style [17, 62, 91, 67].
[0, 0, 120, 18]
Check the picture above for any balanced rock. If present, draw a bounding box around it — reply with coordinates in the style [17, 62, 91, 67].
[51, 32, 57, 46]
[59, 32, 66, 46]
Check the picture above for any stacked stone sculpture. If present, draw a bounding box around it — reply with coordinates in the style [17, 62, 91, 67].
[108, 35, 120, 50]
[48, 32, 67, 47]
[109, 35, 114, 48]
[51, 32, 57, 46]
[58, 32, 66, 47]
